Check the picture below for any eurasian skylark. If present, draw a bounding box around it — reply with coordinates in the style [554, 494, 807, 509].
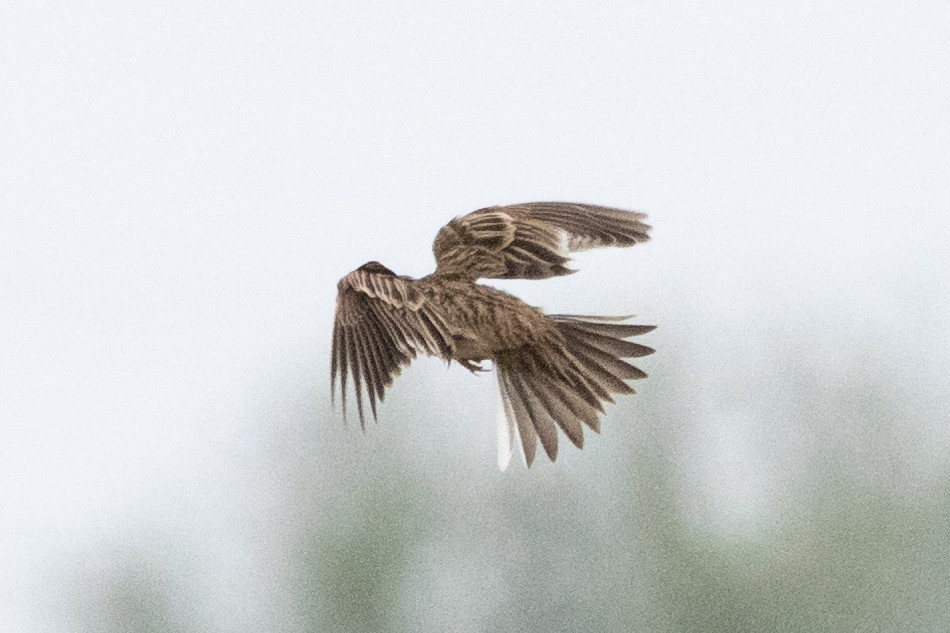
[331, 202, 654, 468]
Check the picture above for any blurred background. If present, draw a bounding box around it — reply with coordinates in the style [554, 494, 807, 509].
[3, 2, 949, 631]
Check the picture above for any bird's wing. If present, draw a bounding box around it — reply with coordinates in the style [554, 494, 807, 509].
[432, 202, 651, 280]
[331, 262, 454, 429]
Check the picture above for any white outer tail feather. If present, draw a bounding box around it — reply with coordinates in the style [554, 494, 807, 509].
[496, 397, 513, 471]
[496, 368, 527, 470]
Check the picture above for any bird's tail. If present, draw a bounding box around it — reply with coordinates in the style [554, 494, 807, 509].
[495, 315, 655, 469]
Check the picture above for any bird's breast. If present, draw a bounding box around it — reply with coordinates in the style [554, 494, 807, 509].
[425, 279, 555, 361]
[451, 335, 493, 362]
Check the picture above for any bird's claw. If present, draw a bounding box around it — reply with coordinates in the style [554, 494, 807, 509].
[460, 360, 489, 374]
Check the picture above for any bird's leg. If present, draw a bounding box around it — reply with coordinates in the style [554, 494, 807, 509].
[459, 359, 489, 374]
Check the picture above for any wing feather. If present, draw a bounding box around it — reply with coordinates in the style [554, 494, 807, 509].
[355, 320, 381, 418]
[433, 202, 650, 280]
[332, 262, 452, 428]
[330, 319, 340, 402]
[347, 323, 366, 425]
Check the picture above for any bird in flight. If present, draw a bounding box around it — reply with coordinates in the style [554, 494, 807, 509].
[331, 202, 654, 468]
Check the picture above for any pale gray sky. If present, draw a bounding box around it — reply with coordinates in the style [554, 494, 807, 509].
[3, 2, 949, 629]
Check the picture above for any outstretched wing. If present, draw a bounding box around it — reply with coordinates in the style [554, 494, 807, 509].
[331, 262, 454, 429]
[432, 202, 651, 280]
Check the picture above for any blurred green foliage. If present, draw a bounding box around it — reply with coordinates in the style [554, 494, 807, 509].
[66, 352, 950, 632]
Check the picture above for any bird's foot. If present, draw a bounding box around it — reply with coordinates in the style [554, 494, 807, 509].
[460, 359, 489, 374]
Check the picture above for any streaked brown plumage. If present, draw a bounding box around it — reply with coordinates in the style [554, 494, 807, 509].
[331, 202, 654, 468]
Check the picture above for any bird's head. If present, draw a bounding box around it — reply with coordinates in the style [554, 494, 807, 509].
[357, 261, 397, 276]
